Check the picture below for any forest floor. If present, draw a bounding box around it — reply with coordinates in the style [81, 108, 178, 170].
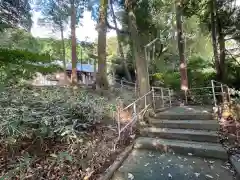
[0, 85, 135, 179]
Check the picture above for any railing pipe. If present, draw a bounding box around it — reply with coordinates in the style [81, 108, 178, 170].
[161, 88, 164, 107]
[169, 88, 172, 107]
[220, 83, 224, 102]
[152, 87, 155, 109]
[211, 80, 217, 107]
[120, 79, 123, 92]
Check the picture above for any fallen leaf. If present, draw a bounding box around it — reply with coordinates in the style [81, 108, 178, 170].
[168, 173, 172, 178]
[128, 173, 134, 180]
[194, 173, 200, 177]
[144, 163, 149, 167]
[205, 174, 213, 179]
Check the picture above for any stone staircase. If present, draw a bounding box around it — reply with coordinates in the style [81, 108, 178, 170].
[134, 106, 228, 160]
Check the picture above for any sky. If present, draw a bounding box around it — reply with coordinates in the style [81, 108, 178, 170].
[31, 1, 240, 42]
[31, 10, 116, 42]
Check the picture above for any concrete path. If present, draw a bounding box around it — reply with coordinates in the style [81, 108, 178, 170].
[112, 149, 236, 180]
[111, 106, 236, 180]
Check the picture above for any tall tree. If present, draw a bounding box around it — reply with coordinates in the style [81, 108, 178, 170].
[110, 0, 132, 81]
[96, 0, 109, 89]
[125, 0, 150, 97]
[210, 0, 221, 80]
[37, 0, 69, 79]
[216, 1, 226, 82]
[175, 0, 188, 91]
[70, 0, 78, 84]
[68, 0, 86, 84]
[0, 0, 32, 31]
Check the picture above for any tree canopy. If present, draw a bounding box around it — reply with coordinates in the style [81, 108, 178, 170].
[0, 0, 32, 31]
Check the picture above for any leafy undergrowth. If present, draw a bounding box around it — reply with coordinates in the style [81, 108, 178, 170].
[218, 102, 240, 154]
[0, 86, 133, 179]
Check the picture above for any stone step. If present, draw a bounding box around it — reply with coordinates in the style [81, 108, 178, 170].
[140, 127, 219, 143]
[152, 113, 213, 120]
[152, 106, 213, 120]
[148, 119, 219, 131]
[134, 137, 228, 160]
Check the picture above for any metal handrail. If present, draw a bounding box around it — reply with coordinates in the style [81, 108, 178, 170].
[117, 90, 153, 140]
[211, 80, 231, 106]
[152, 86, 172, 108]
[122, 91, 152, 111]
[111, 78, 137, 95]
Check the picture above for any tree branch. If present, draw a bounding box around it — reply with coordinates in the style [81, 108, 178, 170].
[106, 20, 130, 35]
[225, 36, 240, 41]
[226, 49, 240, 66]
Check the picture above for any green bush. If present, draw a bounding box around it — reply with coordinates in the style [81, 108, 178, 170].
[0, 48, 61, 86]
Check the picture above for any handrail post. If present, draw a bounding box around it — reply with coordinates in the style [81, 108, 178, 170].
[120, 79, 123, 92]
[133, 102, 137, 121]
[227, 87, 231, 103]
[135, 83, 137, 96]
[144, 94, 147, 108]
[161, 88, 164, 107]
[211, 80, 217, 106]
[220, 83, 224, 103]
[168, 88, 172, 107]
[152, 87, 155, 109]
[117, 107, 121, 140]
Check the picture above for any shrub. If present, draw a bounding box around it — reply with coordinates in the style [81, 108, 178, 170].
[0, 48, 61, 86]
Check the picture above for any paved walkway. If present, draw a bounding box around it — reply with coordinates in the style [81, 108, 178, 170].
[112, 149, 235, 180]
[111, 106, 236, 180]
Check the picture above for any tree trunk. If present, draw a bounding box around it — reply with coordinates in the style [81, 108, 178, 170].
[210, 0, 221, 80]
[217, 18, 226, 82]
[110, 0, 132, 82]
[125, 0, 150, 98]
[70, 0, 78, 84]
[171, 3, 176, 53]
[175, 0, 188, 91]
[60, 24, 67, 75]
[96, 0, 109, 90]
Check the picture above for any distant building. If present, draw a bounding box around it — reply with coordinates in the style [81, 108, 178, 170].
[31, 61, 96, 86]
[65, 63, 96, 85]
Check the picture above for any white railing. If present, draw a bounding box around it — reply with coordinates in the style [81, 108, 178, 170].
[182, 80, 231, 106]
[211, 80, 231, 106]
[112, 78, 137, 96]
[210, 80, 240, 145]
[116, 90, 152, 140]
[186, 86, 216, 105]
[152, 86, 172, 109]
[120, 79, 137, 95]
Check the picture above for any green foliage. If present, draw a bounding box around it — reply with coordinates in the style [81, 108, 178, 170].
[0, 48, 60, 85]
[50, 151, 73, 164]
[151, 55, 215, 90]
[225, 57, 240, 89]
[0, 29, 41, 52]
[1, 153, 33, 179]
[187, 55, 214, 88]
[36, 0, 69, 30]
[0, 87, 114, 143]
[0, 0, 32, 31]
[0, 48, 51, 64]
